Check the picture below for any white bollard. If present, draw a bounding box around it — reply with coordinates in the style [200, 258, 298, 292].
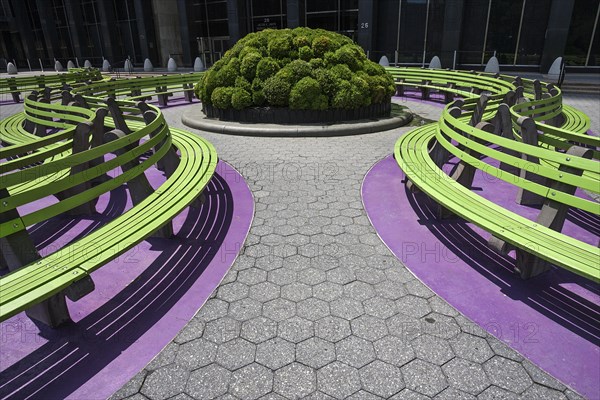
[379, 55, 390, 67]
[124, 59, 133, 72]
[67, 60, 76, 69]
[102, 59, 111, 72]
[484, 56, 500, 74]
[84, 60, 92, 68]
[7, 62, 18, 74]
[55, 60, 64, 72]
[144, 58, 154, 72]
[167, 57, 177, 72]
[193, 57, 204, 72]
[428, 56, 442, 69]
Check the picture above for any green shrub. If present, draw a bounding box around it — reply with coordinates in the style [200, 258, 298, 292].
[198, 27, 394, 110]
[240, 52, 262, 80]
[263, 76, 292, 106]
[211, 87, 235, 109]
[256, 57, 280, 80]
[231, 88, 252, 110]
[299, 46, 314, 61]
[289, 77, 328, 110]
[268, 34, 292, 59]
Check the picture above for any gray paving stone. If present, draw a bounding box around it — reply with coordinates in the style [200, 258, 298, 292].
[317, 361, 362, 398]
[313, 282, 344, 301]
[351, 315, 388, 341]
[281, 282, 313, 301]
[373, 335, 415, 367]
[204, 317, 242, 344]
[347, 390, 383, 399]
[278, 316, 314, 343]
[483, 356, 533, 394]
[297, 297, 330, 321]
[237, 268, 268, 285]
[419, 313, 460, 339]
[343, 281, 376, 301]
[442, 357, 490, 395]
[297, 337, 336, 369]
[248, 281, 281, 302]
[449, 332, 494, 363]
[299, 267, 327, 285]
[486, 336, 524, 362]
[520, 384, 568, 399]
[140, 364, 189, 400]
[404, 280, 435, 299]
[218, 282, 250, 302]
[230, 363, 273, 400]
[327, 267, 357, 285]
[263, 298, 296, 321]
[186, 364, 231, 399]
[274, 363, 317, 399]
[174, 319, 206, 344]
[436, 388, 476, 399]
[521, 359, 567, 391]
[216, 338, 256, 370]
[390, 389, 429, 399]
[401, 359, 448, 397]
[374, 280, 409, 300]
[355, 267, 386, 284]
[256, 338, 295, 370]
[315, 315, 351, 342]
[359, 360, 405, 398]
[196, 298, 229, 322]
[331, 297, 365, 320]
[478, 385, 519, 399]
[396, 295, 432, 319]
[241, 316, 278, 344]
[336, 335, 376, 368]
[175, 338, 217, 369]
[363, 296, 398, 319]
[228, 298, 263, 321]
[411, 334, 455, 365]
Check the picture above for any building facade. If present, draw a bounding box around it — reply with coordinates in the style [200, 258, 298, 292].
[1, 0, 598, 72]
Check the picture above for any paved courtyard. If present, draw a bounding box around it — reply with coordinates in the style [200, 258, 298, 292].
[2, 93, 598, 399]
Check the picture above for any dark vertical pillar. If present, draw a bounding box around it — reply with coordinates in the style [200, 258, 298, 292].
[64, 0, 86, 61]
[227, 0, 248, 45]
[134, 0, 151, 60]
[287, 0, 300, 29]
[96, 0, 117, 61]
[441, 0, 464, 68]
[35, 0, 61, 60]
[357, 0, 376, 59]
[10, 1, 36, 60]
[176, 0, 191, 64]
[540, 0, 574, 72]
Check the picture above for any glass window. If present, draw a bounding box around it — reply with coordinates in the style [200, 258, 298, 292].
[515, 0, 551, 65]
[425, 0, 445, 61]
[565, 0, 598, 66]
[459, 0, 489, 64]
[486, 0, 523, 65]
[398, 0, 428, 63]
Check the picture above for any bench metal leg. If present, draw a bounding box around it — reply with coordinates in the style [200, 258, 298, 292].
[0, 189, 72, 327]
[515, 117, 546, 206]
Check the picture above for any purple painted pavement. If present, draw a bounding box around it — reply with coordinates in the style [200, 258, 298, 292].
[362, 154, 599, 399]
[0, 160, 254, 400]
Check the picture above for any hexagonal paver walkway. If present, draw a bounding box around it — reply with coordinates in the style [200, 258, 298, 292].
[104, 95, 598, 399]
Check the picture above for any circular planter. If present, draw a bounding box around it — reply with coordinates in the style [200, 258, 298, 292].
[203, 102, 391, 124]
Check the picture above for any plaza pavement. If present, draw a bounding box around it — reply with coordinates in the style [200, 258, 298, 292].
[1, 93, 598, 399]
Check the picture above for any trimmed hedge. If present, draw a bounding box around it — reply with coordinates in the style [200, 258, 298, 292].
[195, 27, 396, 111]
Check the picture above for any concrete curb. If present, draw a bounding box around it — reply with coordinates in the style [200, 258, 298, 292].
[182, 106, 413, 137]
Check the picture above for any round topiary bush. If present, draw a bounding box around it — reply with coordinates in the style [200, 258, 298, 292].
[194, 27, 396, 122]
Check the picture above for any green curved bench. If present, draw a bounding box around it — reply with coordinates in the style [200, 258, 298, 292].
[392, 67, 599, 282]
[0, 73, 217, 327]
